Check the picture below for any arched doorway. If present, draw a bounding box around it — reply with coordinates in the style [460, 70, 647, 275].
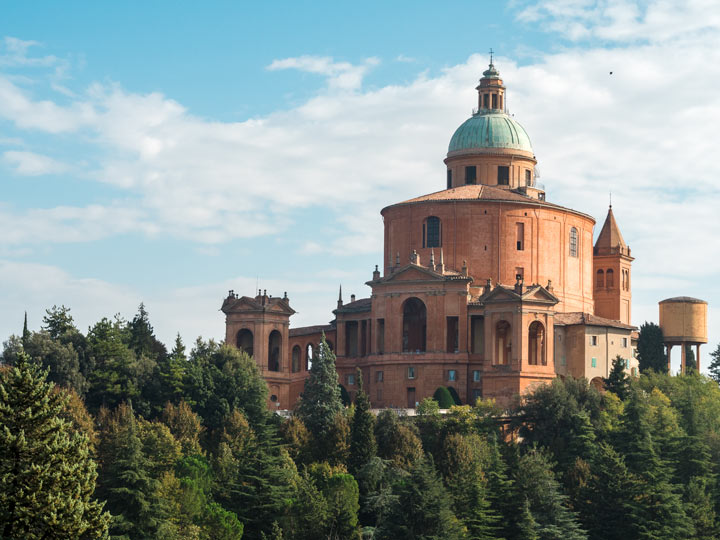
[305, 343, 314, 371]
[291, 345, 301, 373]
[237, 329, 253, 357]
[528, 321, 546, 366]
[402, 297, 427, 352]
[268, 330, 281, 372]
[495, 320, 511, 365]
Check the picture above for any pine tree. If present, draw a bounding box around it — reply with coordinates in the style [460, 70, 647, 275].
[637, 322, 667, 373]
[439, 433, 501, 540]
[604, 356, 630, 400]
[708, 343, 720, 383]
[96, 403, 163, 538]
[0, 352, 110, 539]
[349, 369, 377, 475]
[376, 456, 464, 540]
[513, 448, 587, 540]
[296, 334, 343, 449]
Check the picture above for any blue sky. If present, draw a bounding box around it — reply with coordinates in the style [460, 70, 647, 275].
[1, 0, 718, 370]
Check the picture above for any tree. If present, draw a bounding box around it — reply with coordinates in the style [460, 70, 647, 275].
[96, 403, 164, 539]
[375, 456, 464, 540]
[0, 352, 109, 539]
[439, 433, 501, 540]
[708, 343, 720, 383]
[604, 355, 630, 400]
[22, 311, 30, 348]
[513, 448, 587, 540]
[375, 410, 423, 471]
[296, 335, 343, 449]
[349, 369, 377, 475]
[684, 345, 697, 373]
[637, 322, 667, 373]
[432, 386, 455, 408]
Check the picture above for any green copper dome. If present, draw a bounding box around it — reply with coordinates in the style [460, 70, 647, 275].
[448, 111, 533, 154]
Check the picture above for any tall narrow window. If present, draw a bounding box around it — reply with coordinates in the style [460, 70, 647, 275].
[483, 94, 489, 109]
[606, 269, 614, 288]
[498, 166, 509, 185]
[268, 330, 281, 372]
[516, 222, 524, 251]
[446, 169, 452, 189]
[492, 94, 498, 109]
[446, 316, 459, 353]
[402, 298, 427, 353]
[528, 321, 546, 366]
[377, 319, 385, 354]
[345, 321, 358, 356]
[525, 169, 531, 185]
[596, 269, 605, 288]
[495, 320, 512, 365]
[465, 166, 477, 185]
[424, 216, 441, 248]
[471, 316, 484, 354]
[569, 227, 578, 257]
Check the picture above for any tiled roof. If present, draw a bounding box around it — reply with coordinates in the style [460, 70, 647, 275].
[384, 185, 592, 221]
[335, 297, 372, 313]
[659, 296, 707, 304]
[554, 312, 636, 330]
[289, 324, 335, 337]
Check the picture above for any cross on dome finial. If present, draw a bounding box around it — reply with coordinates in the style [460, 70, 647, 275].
[489, 47, 494, 65]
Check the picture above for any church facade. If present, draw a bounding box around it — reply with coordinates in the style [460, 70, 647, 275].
[221, 61, 639, 409]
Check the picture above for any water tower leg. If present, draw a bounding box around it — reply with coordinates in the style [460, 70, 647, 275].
[667, 344, 672, 374]
[681, 342, 686, 375]
[696, 344, 701, 372]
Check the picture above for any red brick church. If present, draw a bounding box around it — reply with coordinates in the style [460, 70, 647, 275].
[221, 60, 638, 409]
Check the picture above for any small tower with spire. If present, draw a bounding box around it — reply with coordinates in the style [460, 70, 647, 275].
[593, 204, 634, 324]
[476, 49, 506, 112]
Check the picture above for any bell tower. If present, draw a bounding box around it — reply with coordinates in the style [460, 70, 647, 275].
[593, 206, 633, 324]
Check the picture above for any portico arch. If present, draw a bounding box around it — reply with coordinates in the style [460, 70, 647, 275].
[528, 321, 546, 366]
[237, 328, 254, 357]
[268, 330, 281, 372]
[292, 345, 301, 373]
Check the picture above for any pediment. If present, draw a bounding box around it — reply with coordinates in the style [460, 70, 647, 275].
[521, 286, 559, 304]
[481, 286, 521, 303]
[381, 264, 446, 283]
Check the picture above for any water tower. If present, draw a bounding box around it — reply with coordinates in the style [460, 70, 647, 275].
[659, 297, 708, 373]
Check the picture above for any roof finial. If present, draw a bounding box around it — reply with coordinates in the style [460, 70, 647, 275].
[609, 191, 612, 209]
[489, 47, 494, 66]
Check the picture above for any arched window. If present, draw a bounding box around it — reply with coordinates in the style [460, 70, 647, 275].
[292, 345, 301, 373]
[606, 269, 614, 288]
[528, 321, 546, 366]
[305, 344, 314, 371]
[268, 330, 281, 372]
[423, 216, 441, 248]
[402, 297, 427, 352]
[237, 329, 254, 357]
[569, 227, 578, 257]
[495, 320, 512, 365]
[596, 269, 605, 289]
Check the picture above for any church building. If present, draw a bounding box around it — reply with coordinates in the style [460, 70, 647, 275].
[221, 60, 639, 409]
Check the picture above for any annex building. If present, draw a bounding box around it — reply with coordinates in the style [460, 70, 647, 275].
[221, 60, 639, 409]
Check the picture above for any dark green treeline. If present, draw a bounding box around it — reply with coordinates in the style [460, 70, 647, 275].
[2, 304, 720, 540]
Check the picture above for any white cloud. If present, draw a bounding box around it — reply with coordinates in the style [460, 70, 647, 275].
[2, 150, 68, 175]
[267, 55, 380, 91]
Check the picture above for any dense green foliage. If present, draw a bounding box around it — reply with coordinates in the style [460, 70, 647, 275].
[637, 322, 667, 373]
[2, 306, 720, 539]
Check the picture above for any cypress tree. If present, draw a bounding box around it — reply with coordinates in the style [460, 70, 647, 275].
[637, 322, 667, 373]
[296, 335, 343, 447]
[432, 386, 455, 408]
[349, 369, 377, 475]
[21, 311, 30, 349]
[0, 352, 110, 539]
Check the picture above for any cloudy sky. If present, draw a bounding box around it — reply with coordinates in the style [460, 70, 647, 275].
[1, 0, 718, 370]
